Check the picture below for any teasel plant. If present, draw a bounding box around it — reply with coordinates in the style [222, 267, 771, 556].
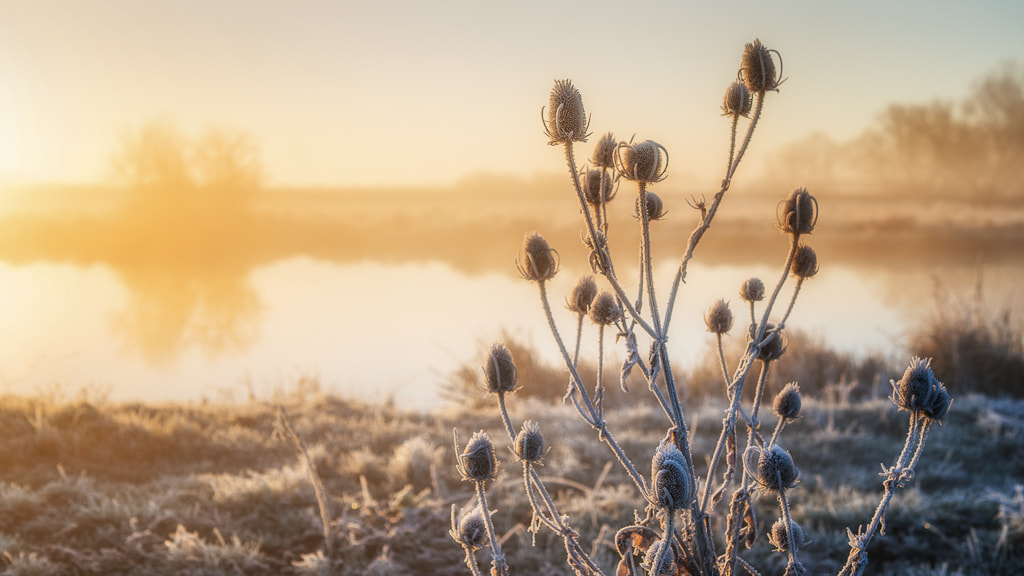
[452, 38, 952, 576]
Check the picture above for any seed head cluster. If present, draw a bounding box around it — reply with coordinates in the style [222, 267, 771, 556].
[457, 431, 498, 483]
[773, 382, 803, 421]
[589, 291, 622, 326]
[891, 357, 952, 421]
[756, 324, 786, 362]
[778, 188, 818, 236]
[705, 299, 734, 335]
[636, 191, 667, 221]
[591, 132, 618, 168]
[567, 275, 599, 315]
[755, 444, 799, 494]
[516, 232, 559, 282]
[545, 79, 589, 145]
[615, 140, 669, 184]
[484, 343, 517, 395]
[768, 518, 805, 552]
[650, 441, 694, 511]
[791, 244, 819, 279]
[642, 540, 677, 575]
[741, 38, 780, 93]
[722, 81, 753, 117]
[451, 507, 488, 550]
[583, 168, 615, 205]
[740, 277, 765, 302]
[514, 420, 545, 464]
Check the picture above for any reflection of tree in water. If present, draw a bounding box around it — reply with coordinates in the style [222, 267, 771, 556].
[112, 267, 263, 364]
[106, 120, 265, 362]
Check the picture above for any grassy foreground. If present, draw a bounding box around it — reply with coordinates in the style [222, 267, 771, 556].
[0, 384, 1021, 575]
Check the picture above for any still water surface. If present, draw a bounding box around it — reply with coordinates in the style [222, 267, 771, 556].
[4, 255, 1019, 411]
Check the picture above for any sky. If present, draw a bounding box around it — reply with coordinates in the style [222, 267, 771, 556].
[0, 0, 1021, 188]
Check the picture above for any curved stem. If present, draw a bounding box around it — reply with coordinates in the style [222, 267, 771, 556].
[475, 482, 507, 576]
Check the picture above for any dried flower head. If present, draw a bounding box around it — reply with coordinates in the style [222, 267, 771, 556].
[516, 232, 559, 282]
[740, 277, 765, 302]
[768, 517, 805, 552]
[456, 431, 498, 483]
[544, 79, 590, 145]
[635, 191, 668, 221]
[592, 132, 618, 168]
[589, 291, 622, 326]
[774, 382, 802, 421]
[705, 299, 734, 335]
[567, 275, 599, 315]
[754, 444, 799, 494]
[778, 187, 818, 236]
[450, 506, 488, 550]
[583, 168, 616, 205]
[642, 539, 677, 575]
[741, 38, 781, 93]
[650, 441, 694, 510]
[791, 244, 819, 279]
[923, 381, 952, 422]
[722, 81, 753, 116]
[514, 420, 545, 464]
[756, 324, 787, 362]
[483, 343, 517, 395]
[891, 356, 940, 413]
[614, 140, 669, 183]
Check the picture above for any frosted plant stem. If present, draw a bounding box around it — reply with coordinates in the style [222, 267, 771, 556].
[651, 512, 676, 576]
[596, 323, 606, 421]
[778, 278, 805, 328]
[475, 482, 507, 576]
[768, 417, 786, 448]
[522, 466, 563, 533]
[496, 393, 516, 443]
[572, 314, 584, 367]
[727, 94, 765, 182]
[755, 236, 799, 344]
[699, 338, 750, 516]
[564, 142, 657, 339]
[717, 333, 731, 389]
[638, 182, 663, 336]
[462, 548, 484, 576]
[750, 360, 772, 434]
[777, 491, 801, 572]
[539, 279, 648, 495]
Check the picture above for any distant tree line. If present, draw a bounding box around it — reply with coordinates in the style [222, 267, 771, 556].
[770, 62, 1024, 200]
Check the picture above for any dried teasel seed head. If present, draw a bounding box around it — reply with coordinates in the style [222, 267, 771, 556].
[635, 191, 667, 221]
[756, 324, 786, 362]
[642, 539, 677, 575]
[592, 132, 618, 168]
[583, 168, 616, 205]
[650, 441, 694, 510]
[614, 140, 669, 184]
[891, 356, 938, 413]
[741, 38, 780, 94]
[544, 79, 589, 145]
[516, 232, 559, 282]
[705, 299, 734, 335]
[451, 507, 488, 550]
[923, 381, 952, 423]
[774, 382, 802, 421]
[722, 81, 753, 117]
[589, 291, 622, 326]
[768, 517, 805, 552]
[457, 431, 498, 483]
[740, 277, 765, 302]
[755, 444, 799, 494]
[778, 187, 818, 236]
[790, 244, 819, 279]
[483, 343, 517, 395]
[567, 275, 599, 315]
[513, 420, 545, 464]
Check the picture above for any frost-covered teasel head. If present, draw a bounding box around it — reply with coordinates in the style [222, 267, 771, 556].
[722, 81, 753, 117]
[589, 291, 623, 326]
[778, 187, 818, 236]
[705, 299, 734, 335]
[774, 382, 802, 421]
[753, 444, 799, 494]
[516, 232, 559, 282]
[768, 517, 805, 553]
[741, 38, 783, 94]
[635, 191, 667, 221]
[483, 343, 517, 395]
[791, 244, 819, 279]
[456, 431, 498, 483]
[450, 506, 488, 550]
[591, 132, 618, 168]
[614, 140, 669, 184]
[740, 277, 765, 302]
[650, 440, 694, 511]
[583, 168, 616, 205]
[756, 324, 787, 362]
[544, 79, 590, 145]
[642, 539, 677, 575]
[891, 357, 951, 420]
[514, 420, 545, 464]
[566, 275, 599, 315]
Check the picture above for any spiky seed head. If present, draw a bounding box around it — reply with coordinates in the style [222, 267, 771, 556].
[635, 191, 667, 221]
[583, 169, 615, 205]
[756, 444, 799, 494]
[592, 132, 618, 168]
[614, 140, 669, 184]
[642, 539, 677, 575]
[567, 275, 599, 315]
[774, 382, 803, 421]
[768, 517, 805, 552]
[740, 277, 765, 302]
[483, 343, 517, 395]
[516, 232, 559, 282]
[791, 244, 819, 279]
[756, 324, 786, 362]
[650, 441, 694, 511]
[741, 38, 779, 94]
[923, 382, 952, 422]
[705, 299, 734, 335]
[589, 291, 622, 326]
[722, 81, 753, 116]
[545, 79, 589, 145]
[778, 187, 818, 236]
[457, 431, 498, 483]
[452, 507, 488, 550]
[891, 356, 937, 412]
[514, 420, 545, 464]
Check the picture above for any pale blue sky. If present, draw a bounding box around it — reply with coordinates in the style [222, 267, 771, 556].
[0, 0, 1021, 187]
